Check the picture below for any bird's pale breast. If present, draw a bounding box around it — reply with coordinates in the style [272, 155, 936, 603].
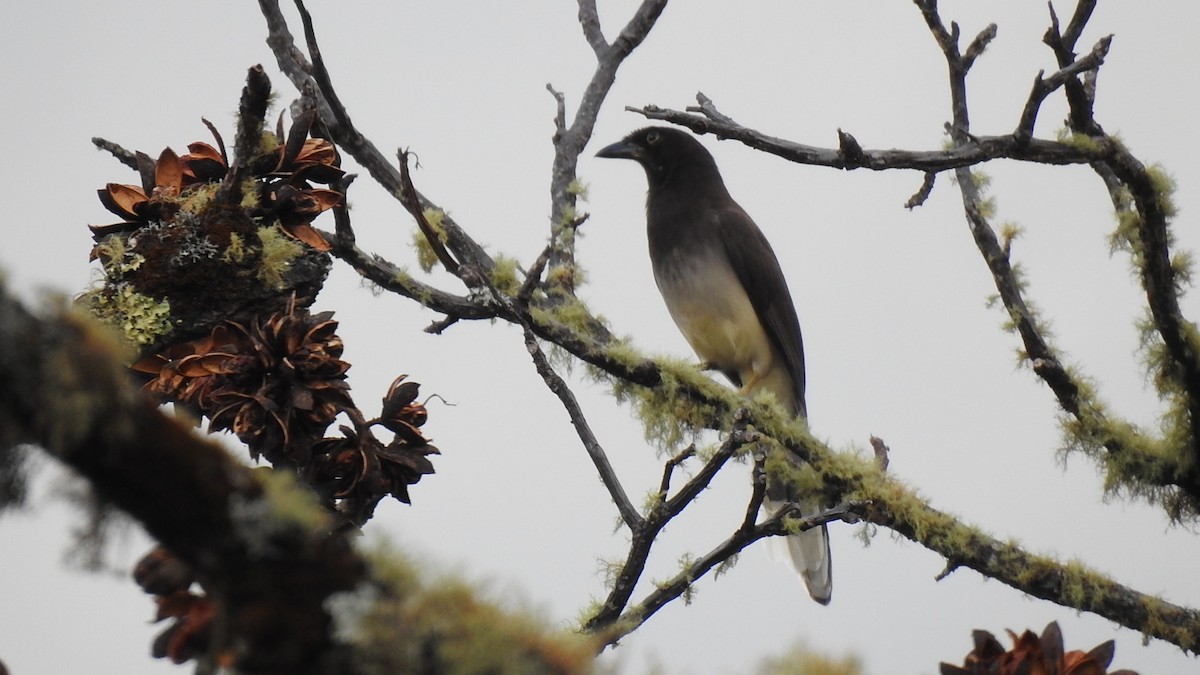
[652, 245, 793, 408]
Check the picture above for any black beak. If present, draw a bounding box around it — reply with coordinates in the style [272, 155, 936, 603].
[595, 139, 645, 161]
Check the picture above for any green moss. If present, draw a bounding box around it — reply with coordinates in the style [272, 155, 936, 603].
[258, 130, 281, 155]
[753, 640, 863, 675]
[223, 232, 250, 264]
[1059, 558, 1106, 608]
[558, 204, 579, 227]
[256, 225, 304, 289]
[606, 355, 729, 451]
[1055, 127, 1105, 153]
[256, 468, 330, 532]
[566, 179, 589, 200]
[999, 221, 1023, 255]
[411, 208, 449, 273]
[86, 284, 173, 347]
[1170, 250, 1194, 294]
[178, 183, 219, 215]
[491, 254, 521, 296]
[546, 263, 587, 289]
[1145, 164, 1178, 219]
[969, 170, 992, 191]
[977, 196, 997, 220]
[641, 488, 664, 517]
[1111, 209, 1140, 253]
[353, 546, 599, 675]
[239, 178, 261, 209]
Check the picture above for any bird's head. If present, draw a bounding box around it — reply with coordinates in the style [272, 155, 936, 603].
[596, 126, 721, 189]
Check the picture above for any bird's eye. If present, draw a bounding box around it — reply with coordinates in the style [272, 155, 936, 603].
[645, 130, 660, 145]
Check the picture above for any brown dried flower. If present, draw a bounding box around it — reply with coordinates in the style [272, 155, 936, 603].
[940, 621, 1139, 675]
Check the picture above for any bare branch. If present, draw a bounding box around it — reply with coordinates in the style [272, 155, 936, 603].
[628, 97, 1117, 172]
[257, 0, 493, 273]
[657, 444, 697, 504]
[217, 65, 272, 205]
[1044, 0, 1104, 135]
[905, 171, 939, 209]
[545, 0, 669, 282]
[91, 137, 139, 170]
[600, 502, 860, 647]
[962, 23, 998, 70]
[583, 420, 756, 634]
[320, 229, 492, 321]
[520, 324, 642, 531]
[576, 0, 607, 56]
[1015, 35, 1112, 142]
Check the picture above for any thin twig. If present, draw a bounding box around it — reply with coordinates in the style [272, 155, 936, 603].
[397, 149, 460, 274]
[599, 502, 860, 648]
[657, 444, 697, 503]
[905, 171, 938, 209]
[521, 324, 642, 530]
[91, 137, 139, 170]
[258, 0, 493, 273]
[1015, 35, 1112, 142]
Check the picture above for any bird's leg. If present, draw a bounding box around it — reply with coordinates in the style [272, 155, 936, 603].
[736, 368, 767, 396]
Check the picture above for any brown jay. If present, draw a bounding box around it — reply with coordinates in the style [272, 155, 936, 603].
[596, 126, 831, 604]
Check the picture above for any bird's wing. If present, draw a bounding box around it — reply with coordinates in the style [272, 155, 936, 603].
[715, 205, 807, 416]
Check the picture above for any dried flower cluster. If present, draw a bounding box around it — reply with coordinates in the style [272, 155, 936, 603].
[84, 109, 344, 351]
[133, 306, 438, 520]
[940, 622, 1139, 675]
[82, 71, 442, 670]
[133, 546, 211, 665]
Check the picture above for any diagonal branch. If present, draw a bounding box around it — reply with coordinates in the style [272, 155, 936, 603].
[598, 502, 861, 648]
[1015, 34, 1112, 142]
[0, 288, 365, 674]
[520, 323, 642, 530]
[582, 420, 757, 634]
[257, 0, 492, 275]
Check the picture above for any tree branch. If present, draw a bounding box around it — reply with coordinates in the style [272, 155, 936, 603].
[543, 0, 669, 291]
[0, 288, 365, 674]
[520, 323, 642, 531]
[1015, 34, 1111, 142]
[257, 0, 493, 275]
[600, 502, 861, 647]
[244, 0, 1200, 652]
[628, 96, 1118, 172]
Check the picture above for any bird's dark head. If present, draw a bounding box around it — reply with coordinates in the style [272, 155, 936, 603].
[596, 126, 722, 189]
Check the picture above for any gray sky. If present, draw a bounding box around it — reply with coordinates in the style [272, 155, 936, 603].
[3, 2, 1200, 673]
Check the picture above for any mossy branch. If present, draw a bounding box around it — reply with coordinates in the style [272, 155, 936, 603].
[0, 285, 366, 674]
[247, 0, 1200, 655]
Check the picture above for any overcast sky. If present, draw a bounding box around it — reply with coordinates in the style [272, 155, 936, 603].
[3, 2, 1200, 674]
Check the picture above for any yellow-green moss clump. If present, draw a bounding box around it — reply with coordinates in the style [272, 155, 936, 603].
[256, 225, 305, 289]
[1054, 127, 1106, 153]
[491, 254, 521, 296]
[752, 640, 863, 675]
[412, 208, 448, 273]
[349, 546, 600, 675]
[85, 284, 173, 347]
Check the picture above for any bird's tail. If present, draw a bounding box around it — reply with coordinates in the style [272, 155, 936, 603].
[764, 496, 832, 605]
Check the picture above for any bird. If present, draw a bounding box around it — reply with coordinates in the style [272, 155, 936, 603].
[596, 126, 831, 604]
